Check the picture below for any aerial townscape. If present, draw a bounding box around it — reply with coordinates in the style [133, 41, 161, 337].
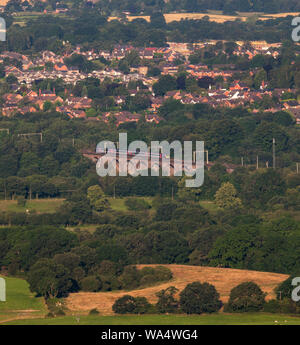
[0, 0, 300, 329]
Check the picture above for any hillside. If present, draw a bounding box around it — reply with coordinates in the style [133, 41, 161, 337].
[66, 265, 288, 315]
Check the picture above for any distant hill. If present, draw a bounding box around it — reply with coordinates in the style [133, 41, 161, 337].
[66, 264, 288, 315]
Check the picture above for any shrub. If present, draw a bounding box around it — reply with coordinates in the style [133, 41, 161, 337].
[89, 308, 100, 315]
[80, 276, 102, 292]
[156, 286, 179, 314]
[225, 282, 265, 312]
[179, 282, 222, 314]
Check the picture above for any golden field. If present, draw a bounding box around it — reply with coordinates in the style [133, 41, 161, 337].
[65, 264, 288, 315]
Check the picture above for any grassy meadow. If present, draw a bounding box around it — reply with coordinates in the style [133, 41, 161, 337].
[0, 275, 46, 324]
[3, 313, 300, 325]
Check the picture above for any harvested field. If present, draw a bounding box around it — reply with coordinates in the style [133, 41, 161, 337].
[65, 264, 288, 315]
[109, 12, 300, 24]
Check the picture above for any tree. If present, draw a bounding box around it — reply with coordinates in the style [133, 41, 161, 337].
[112, 295, 135, 314]
[150, 12, 166, 28]
[27, 258, 75, 298]
[112, 295, 151, 314]
[243, 170, 286, 209]
[179, 282, 222, 314]
[156, 286, 179, 313]
[80, 276, 102, 292]
[87, 185, 109, 212]
[225, 282, 266, 312]
[214, 182, 242, 209]
[153, 75, 177, 96]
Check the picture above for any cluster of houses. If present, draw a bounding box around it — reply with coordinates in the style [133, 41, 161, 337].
[0, 41, 300, 125]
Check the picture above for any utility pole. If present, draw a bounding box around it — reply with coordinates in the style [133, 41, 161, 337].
[272, 138, 276, 169]
[297, 163, 299, 174]
[256, 155, 259, 170]
[171, 185, 174, 201]
[241, 157, 244, 167]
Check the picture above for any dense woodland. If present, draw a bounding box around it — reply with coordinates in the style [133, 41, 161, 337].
[4, 0, 300, 15]
[0, 9, 298, 53]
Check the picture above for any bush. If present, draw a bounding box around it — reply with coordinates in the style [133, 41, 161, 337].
[89, 308, 100, 315]
[80, 276, 102, 292]
[179, 282, 222, 314]
[225, 282, 265, 313]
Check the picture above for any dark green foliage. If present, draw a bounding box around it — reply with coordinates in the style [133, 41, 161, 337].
[156, 286, 179, 314]
[179, 282, 222, 314]
[225, 282, 266, 312]
[112, 295, 151, 314]
[125, 198, 151, 211]
[112, 295, 136, 314]
[80, 276, 102, 292]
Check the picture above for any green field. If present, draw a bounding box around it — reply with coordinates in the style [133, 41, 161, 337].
[3, 313, 300, 325]
[0, 275, 46, 324]
[0, 199, 65, 214]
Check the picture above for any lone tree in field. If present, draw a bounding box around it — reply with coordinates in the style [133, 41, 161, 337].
[179, 282, 222, 314]
[214, 182, 242, 209]
[225, 281, 266, 312]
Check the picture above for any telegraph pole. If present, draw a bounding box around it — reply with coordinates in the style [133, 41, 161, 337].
[256, 155, 259, 170]
[272, 138, 276, 169]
